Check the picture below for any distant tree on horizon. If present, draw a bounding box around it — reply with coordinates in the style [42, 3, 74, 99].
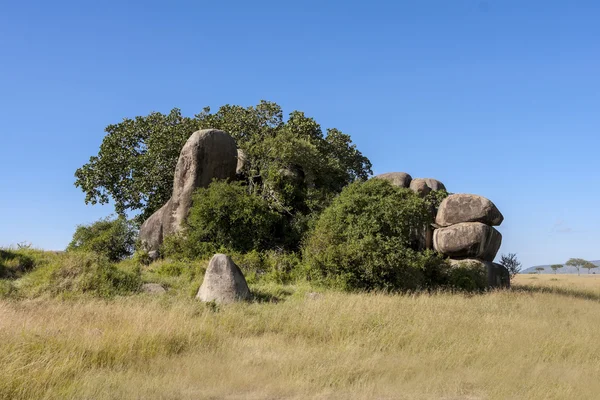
[566, 258, 588, 276]
[535, 267, 545, 274]
[550, 264, 563, 274]
[583, 261, 598, 274]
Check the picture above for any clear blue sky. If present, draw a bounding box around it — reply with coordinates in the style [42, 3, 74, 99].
[1, 1, 598, 268]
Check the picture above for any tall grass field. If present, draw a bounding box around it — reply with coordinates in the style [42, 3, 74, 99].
[1, 263, 600, 399]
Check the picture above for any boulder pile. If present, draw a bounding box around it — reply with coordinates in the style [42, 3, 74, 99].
[375, 172, 510, 288]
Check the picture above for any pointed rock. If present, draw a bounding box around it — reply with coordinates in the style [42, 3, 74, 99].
[197, 254, 250, 304]
[139, 129, 238, 251]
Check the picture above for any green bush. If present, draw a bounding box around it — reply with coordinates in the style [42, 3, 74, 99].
[18, 252, 141, 298]
[448, 261, 487, 291]
[162, 181, 284, 259]
[230, 250, 301, 284]
[66, 216, 136, 262]
[302, 179, 442, 291]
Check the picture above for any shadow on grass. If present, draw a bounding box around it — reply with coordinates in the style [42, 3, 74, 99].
[511, 284, 600, 302]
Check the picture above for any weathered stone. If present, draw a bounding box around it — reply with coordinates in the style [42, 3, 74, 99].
[449, 259, 510, 288]
[197, 254, 250, 304]
[147, 250, 160, 262]
[139, 202, 168, 252]
[164, 129, 238, 236]
[409, 178, 432, 197]
[236, 148, 246, 175]
[436, 194, 503, 227]
[422, 178, 446, 192]
[139, 129, 238, 251]
[141, 283, 167, 295]
[374, 172, 412, 188]
[433, 222, 502, 261]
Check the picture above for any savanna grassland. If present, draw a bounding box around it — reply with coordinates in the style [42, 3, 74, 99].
[1, 267, 600, 400]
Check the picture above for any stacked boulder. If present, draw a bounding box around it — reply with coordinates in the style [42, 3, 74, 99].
[375, 172, 510, 288]
[434, 194, 509, 288]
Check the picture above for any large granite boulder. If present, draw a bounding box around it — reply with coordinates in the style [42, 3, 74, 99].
[197, 254, 251, 304]
[374, 172, 412, 188]
[139, 129, 238, 251]
[433, 222, 502, 261]
[449, 259, 510, 288]
[436, 194, 503, 227]
[422, 178, 446, 192]
[409, 178, 433, 197]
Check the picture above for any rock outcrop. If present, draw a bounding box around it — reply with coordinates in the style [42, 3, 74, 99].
[376, 172, 508, 288]
[197, 254, 251, 303]
[139, 129, 238, 252]
[374, 172, 412, 188]
[436, 194, 503, 227]
[433, 222, 502, 262]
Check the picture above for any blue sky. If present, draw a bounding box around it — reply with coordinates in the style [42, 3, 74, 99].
[0, 0, 598, 268]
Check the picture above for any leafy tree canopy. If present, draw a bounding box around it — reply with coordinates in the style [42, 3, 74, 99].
[75, 101, 372, 224]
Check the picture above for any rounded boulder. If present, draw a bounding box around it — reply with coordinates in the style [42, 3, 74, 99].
[433, 222, 502, 262]
[374, 172, 412, 188]
[435, 194, 503, 227]
[197, 254, 251, 304]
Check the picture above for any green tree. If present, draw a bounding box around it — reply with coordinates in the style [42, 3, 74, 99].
[66, 216, 136, 262]
[161, 180, 284, 259]
[566, 258, 588, 276]
[583, 261, 598, 274]
[550, 264, 563, 274]
[302, 179, 444, 291]
[75, 101, 372, 224]
[535, 267, 545, 274]
[499, 253, 522, 280]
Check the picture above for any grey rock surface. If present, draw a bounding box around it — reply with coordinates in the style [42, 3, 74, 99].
[236, 148, 246, 175]
[141, 283, 167, 294]
[436, 194, 503, 227]
[422, 178, 446, 192]
[449, 259, 510, 288]
[139, 129, 238, 251]
[433, 222, 502, 261]
[197, 254, 251, 304]
[409, 178, 432, 197]
[374, 172, 412, 188]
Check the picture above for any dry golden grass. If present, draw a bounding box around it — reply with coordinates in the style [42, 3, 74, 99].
[1, 277, 600, 399]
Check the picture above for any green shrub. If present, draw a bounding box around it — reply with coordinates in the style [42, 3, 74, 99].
[162, 181, 284, 259]
[18, 252, 141, 298]
[230, 250, 301, 284]
[448, 261, 487, 291]
[66, 216, 136, 262]
[302, 179, 438, 291]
